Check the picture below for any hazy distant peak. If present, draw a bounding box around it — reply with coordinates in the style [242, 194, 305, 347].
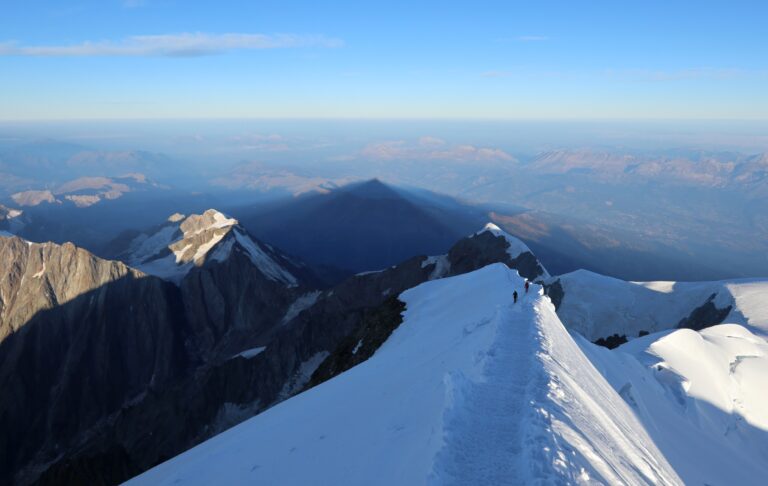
[167, 213, 185, 223]
[11, 190, 58, 207]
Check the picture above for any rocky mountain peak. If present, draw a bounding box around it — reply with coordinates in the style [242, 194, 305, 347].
[108, 209, 301, 287]
[178, 209, 237, 237]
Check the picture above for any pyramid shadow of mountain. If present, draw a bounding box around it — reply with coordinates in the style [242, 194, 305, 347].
[0, 274, 190, 486]
[231, 179, 486, 276]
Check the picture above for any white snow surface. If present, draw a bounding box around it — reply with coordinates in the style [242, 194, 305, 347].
[232, 346, 267, 360]
[355, 269, 385, 277]
[477, 223, 550, 278]
[553, 269, 768, 340]
[581, 324, 768, 486]
[125, 225, 179, 266]
[232, 229, 298, 286]
[128, 264, 680, 486]
[281, 291, 321, 325]
[421, 254, 451, 280]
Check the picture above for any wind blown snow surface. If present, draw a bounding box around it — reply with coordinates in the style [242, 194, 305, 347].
[582, 324, 768, 485]
[553, 269, 768, 340]
[127, 264, 680, 486]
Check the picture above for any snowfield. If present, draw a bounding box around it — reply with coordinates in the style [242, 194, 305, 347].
[552, 269, 768, 340]
[583, 324, 768, 486]
[128, 263, 704, 486]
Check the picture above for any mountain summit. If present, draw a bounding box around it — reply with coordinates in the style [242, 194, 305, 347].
[112, 209, 301, 285]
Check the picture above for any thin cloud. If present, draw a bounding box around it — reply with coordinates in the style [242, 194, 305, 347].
[0, 33, 343, 57]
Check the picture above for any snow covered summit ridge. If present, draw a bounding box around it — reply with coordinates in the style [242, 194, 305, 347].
[477, 222, 535, 258]
[128, 263, 680, 485]
[475, 222, 550, 278]
[123, 209, 298, 286]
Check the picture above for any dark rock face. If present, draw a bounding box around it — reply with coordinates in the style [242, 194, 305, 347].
[0, 236, 189, 486]
[179, 248, 301, 361]
[306, 296, 406, 389]
[448, 231, 548, 281]
[0, 231, 311, 486]
[543, 278, 565, 310]
[677, 293, 733, 331]
[593, 334, 628, 349]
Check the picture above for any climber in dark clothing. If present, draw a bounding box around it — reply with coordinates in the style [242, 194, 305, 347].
[524, 280, 530, 293]
[513, 290, 518, 303]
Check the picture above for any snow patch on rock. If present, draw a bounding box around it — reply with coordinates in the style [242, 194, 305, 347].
[278, 351, 330, 400]
[281, 291, 321, 325]
[233, 229, 297, 286]
[422, 254, 450, 280]
[232, 346, 267, 360]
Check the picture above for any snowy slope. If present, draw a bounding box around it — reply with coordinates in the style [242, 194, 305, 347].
[127, 264, 679, 486]
[119, 209, 298, 286]
[581, 324, 768, 486]
[552, 269, 768, 340]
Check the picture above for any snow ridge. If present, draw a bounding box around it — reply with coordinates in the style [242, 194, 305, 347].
[428, 272, 678, 485]
[128, 264, 680, 486]
[476, 222, 532, 258]
[429, 304, 537, 484]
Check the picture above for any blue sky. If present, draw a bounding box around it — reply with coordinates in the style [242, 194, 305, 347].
[1, 0, 766, 120]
